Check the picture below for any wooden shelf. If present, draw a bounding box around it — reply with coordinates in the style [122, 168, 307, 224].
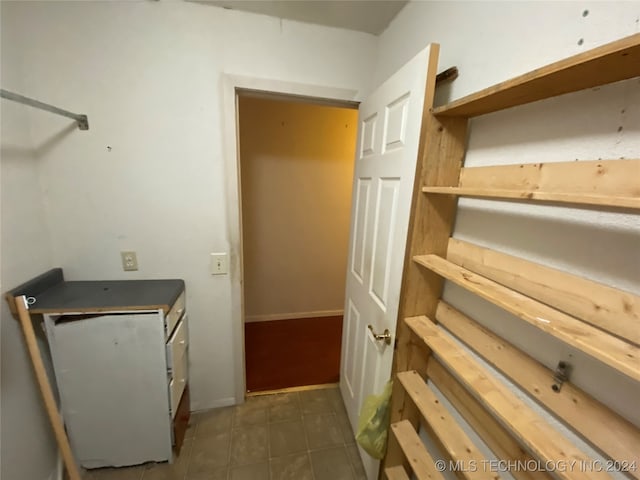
[446, 238, 640, 345]
[433, 33, 640, 117]
[436, 301, 640, 476]
[413, 254, 640, 382]
[398, 371, 497, 480]
[426, 360, 552, 480]
[422, 186, 640, 209]
[422, 159, 640, 209]
[405, 316, 609, 480]
[385, 465, 410, 480]
[390, 420, 445, 480]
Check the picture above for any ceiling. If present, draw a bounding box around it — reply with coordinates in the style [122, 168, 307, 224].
[200, 0, 408, 35]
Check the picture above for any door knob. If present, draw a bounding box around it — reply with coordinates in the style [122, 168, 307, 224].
[368, 325, 392, 345]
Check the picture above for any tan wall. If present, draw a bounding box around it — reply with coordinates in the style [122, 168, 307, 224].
[239, 96, 358, 321]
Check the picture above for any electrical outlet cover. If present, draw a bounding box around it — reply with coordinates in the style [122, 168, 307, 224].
[121, 251, 138, 271]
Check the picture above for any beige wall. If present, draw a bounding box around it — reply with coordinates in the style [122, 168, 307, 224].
[2, 0, 376, 409]
[239, 96, 358, 321]
[1, 6, 58, 479]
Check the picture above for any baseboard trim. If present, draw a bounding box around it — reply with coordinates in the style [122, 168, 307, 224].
[245, 310, 344, 323]
[247, 382, 339, 396]
[47, 452, 62, 480]
[192, 396, 237, 413]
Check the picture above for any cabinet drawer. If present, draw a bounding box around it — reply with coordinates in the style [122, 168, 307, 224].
[169, 353, 188, 418]
[165, 291, 185, 337]
[166, 315, 188, 371]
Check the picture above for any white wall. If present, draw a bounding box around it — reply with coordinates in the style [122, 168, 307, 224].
[375, 1, 640, 103]
[3, 0, 637, 455]
[2, 0, 377, 410]
[376, 0, 640, 474]
[1, 7, 58, 480]
[239, 96, 357, 321]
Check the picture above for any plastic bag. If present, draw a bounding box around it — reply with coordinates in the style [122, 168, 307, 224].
[355, 380, 393, 459]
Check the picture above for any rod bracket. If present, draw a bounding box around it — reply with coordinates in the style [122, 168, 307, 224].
[551, 361, 571, 392]
[77, 115, 89, 130]
[436, 66, 459, 85]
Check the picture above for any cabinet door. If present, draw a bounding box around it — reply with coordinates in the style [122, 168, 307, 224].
[52, 313, 172, 468]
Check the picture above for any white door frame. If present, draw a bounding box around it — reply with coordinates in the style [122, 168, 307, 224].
[221, 74, 362, 404]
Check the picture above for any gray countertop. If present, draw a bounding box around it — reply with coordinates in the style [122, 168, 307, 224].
[30, 280, 184, 314]
[7, 269, 184, 315]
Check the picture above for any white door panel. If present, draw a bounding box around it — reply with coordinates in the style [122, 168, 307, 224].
[343, 300, 361, 399]
[360, 114, 378, 157]
[339, 45, 437, 480]
[383, 93, 410, 152]
[369, 177, 400, 311]
[350, 178, 372, 283]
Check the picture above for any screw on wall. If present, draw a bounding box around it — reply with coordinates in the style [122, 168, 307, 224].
[551, 361, 571, 392]
[577, 38, 584, 46]
[582, 9, 589, 17]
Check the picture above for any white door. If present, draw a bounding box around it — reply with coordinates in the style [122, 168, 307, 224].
[339, 45, 438, 479]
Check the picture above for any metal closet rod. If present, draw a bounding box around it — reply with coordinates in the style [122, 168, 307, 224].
[1, 89, 89, 130]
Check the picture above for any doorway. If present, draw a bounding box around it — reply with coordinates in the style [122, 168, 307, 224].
[237, 92, 359, 393]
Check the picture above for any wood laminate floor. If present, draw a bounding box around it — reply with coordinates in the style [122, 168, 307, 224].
[244, 316, 343, 393]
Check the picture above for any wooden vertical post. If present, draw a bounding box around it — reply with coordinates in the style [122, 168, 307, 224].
[15, 296, 82, 480]
[383, 108, 469, 476]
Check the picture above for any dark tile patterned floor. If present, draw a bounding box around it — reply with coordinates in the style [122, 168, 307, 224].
[82, 386, 367, 480]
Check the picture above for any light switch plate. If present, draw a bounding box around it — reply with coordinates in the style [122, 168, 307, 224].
[210, 252, 228, 275]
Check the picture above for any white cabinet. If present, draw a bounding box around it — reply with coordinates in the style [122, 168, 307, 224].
[43, 289, 188, 469]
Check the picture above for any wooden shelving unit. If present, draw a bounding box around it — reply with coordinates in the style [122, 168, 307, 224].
[382, 33, 640, 480]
